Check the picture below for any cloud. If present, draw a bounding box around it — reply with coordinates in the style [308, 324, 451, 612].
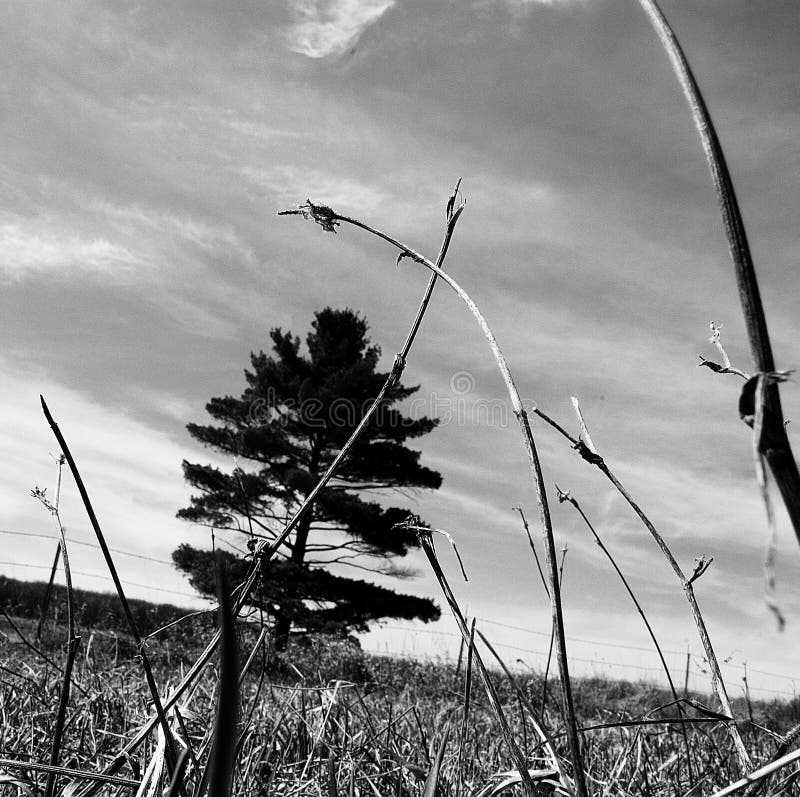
[473, 0, 588, 21]
[284, 0, 395, 58]
[482, 0, 588, 9]
[40, 182, 256, 265]
[0, 220, 141, 280]
[0, 360, 211, 605]
[240, 164, 391, 217]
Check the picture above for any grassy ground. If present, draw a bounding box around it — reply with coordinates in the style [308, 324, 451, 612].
[2, 614, 799, 796]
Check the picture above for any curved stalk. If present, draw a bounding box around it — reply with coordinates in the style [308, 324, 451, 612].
[531, 401, 752, 772]
[636, 0, 800, 542]
[556, 487, 693, 783]
[75, 184, 465, 797]
[281, 200, 588, 797]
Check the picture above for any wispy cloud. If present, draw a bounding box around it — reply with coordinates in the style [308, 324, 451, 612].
[0, 361, 202, 603]
[478, 0, 587, 10]
[240, 164, 391, 216]
[41, 182, 255, 263]
[284, 0, 395, 58]
[0, 220, 141, 280]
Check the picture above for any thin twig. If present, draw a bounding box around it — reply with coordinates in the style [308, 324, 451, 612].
[697, 322, 750, 381]
[512, 506, 549, 599]
[32, 476, 81, 797]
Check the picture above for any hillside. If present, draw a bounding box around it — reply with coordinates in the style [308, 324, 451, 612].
[0, 574, 196, 637]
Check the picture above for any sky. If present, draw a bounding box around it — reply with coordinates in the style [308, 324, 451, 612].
[2, 0, 799, 699]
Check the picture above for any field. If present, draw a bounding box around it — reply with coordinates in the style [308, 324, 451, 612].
[2, 610, 799, 797]
[3, 1, 800, 796]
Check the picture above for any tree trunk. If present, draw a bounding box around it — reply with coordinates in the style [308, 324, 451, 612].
[273, 506, 313, 650]
[273, 612, 291, 652]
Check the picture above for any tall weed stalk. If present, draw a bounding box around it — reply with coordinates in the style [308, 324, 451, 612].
[40, 396, 184, 787]
[635, 0, 800, 540]
[282, 197, 588, 797]
[532, 398, 752, 772]
[32, 462, 80, 797]
[75, 183, 465, 795]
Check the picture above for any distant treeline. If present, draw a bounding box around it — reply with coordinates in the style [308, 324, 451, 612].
[0, 575, 197, 637]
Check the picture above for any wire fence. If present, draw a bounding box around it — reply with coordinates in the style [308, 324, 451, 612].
[1, 527, 797, 701]
[0, 525, 249, 603]
[362, 621, 799, 700]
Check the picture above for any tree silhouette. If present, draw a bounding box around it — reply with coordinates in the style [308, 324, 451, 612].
[173, 308, 442, 647]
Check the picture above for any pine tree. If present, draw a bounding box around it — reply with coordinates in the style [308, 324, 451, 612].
[173, 307, 442, 647]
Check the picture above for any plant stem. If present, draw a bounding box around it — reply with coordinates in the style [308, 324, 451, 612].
[455, 617, 475, 797]
[37, 455, 65, 642]
[476, 628, 569, 785]
[557, 487, 694, 783]
[636, 0, 800, 542]
[36, 545, 61, 642]
[256, 185, 465, 571]
[533, 400, 752, 772]
[418, 532, 540, 797]
[601, 463, 748, 767]
[76, 184, 465, 797]
[283, 201, 588, 797]
[204, 562, 239, 797]
[39, 466, 80, 797]
[40, 396, 183, 787]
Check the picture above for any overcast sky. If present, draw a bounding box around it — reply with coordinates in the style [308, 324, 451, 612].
[2, 0, 799, 697]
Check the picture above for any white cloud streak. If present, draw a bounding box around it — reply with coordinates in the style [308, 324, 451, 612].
[285, 0, 395, 58]
[481, 0, 586, 8]
[40, 182, 256, 264]
[0, 222, 141, 280]
[0, 362, 205, 604]
[240, 164, 390, 216]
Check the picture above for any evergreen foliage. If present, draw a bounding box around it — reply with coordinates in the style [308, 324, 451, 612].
[174, 308, 442, 646]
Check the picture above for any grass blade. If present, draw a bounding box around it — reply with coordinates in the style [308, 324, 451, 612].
[40, 396, 182, 784]
[556, 486, 694, 783]
[418, 530, 541, 797]
[162, 749, 190, 797]
[204, 560, 240, 797]
[422, 726, 450, 797]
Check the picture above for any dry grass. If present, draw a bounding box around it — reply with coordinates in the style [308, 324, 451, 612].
[1, 617, 799, 797]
